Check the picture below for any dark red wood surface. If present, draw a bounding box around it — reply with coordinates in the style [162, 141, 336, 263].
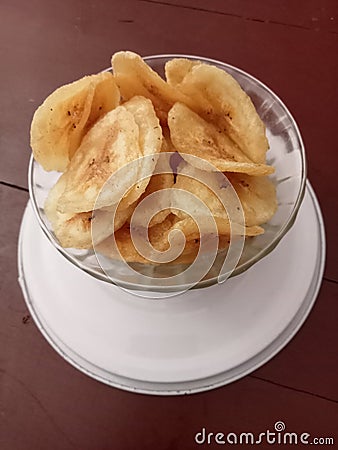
[0, 1, 337, 449]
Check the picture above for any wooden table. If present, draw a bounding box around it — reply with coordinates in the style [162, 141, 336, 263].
[1, 1, 337, 448]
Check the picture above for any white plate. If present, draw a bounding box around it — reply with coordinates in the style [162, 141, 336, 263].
[18, 182, 325, 395]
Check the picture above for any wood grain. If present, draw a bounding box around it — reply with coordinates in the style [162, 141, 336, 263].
[0, 0, 336, 279]
[0, 1, 337, 448]
[0, 184, 337, 450]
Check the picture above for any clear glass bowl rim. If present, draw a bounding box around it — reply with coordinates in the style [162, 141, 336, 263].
[28, 53, 307, 291]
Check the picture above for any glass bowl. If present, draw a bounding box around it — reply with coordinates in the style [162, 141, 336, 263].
[29, 54, 306, 292]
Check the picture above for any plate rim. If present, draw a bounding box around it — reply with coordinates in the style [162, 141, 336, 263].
[17, 181, 326, 395]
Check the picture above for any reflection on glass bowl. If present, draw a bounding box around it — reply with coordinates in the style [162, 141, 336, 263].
[29, 54, 306, 292]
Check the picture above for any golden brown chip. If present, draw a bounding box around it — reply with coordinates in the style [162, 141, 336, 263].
[172, 165, 228, 220]
[127, 144, 175, 228]
[45, 175, 136, 249]
[44, 173, 94, 248]
[56, 96, 161, 214]
[56, 105, 140, 213]
[166, 61, 269, 163]
[96, 214, 212, 265]
[118, 96, 163, 209]
[96, 214, 178, 263]
[112, 51, 189, 124]
[37, 53, 278, 259]
[30, 72, 120, 171]
[97, 215, 245, 265]
[168, 103, 274, 176]
[171, 216, 263, 240]
[133, 174, 175, 228]
[227, 173, 277, 226]
[165, 58, 201, 86]
[171, 163, 265, 236]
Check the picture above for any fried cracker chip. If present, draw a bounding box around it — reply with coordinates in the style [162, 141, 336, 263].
[132, 174, 174, 228]
[171, 217, 263, 240]
[112, 51, 188, 124]
[30, 72, 120, 172]
[165, 60, 268, 163]
[171, 164, 264, 236]
[36, 53, 278, 260]
[97, 214, 177, 263]
[168, 103, 274, 175]
[45, 176, 136, 249]
[97, 214, 247, 265]
[85, 73, 120, 135]
[127, 146, 175, 228]
[118, 96, 163, 209]
[227, 173, 277, 226]
[165, 58, 201, 86]
[57, 96, 161, 214]
[97, 214, 209, 264]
